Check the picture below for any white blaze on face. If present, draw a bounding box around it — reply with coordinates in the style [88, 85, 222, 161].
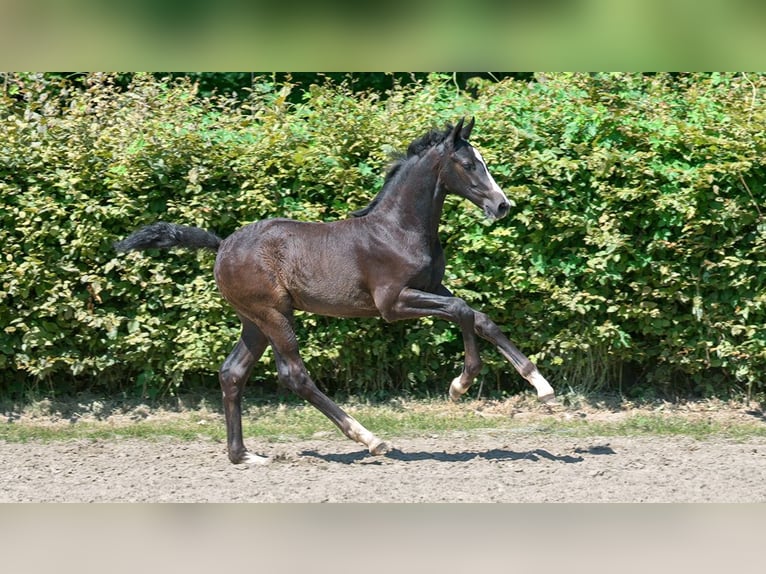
[472, 147, 509, 204]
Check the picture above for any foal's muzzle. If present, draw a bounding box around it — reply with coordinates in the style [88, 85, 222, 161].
[483, 198, 510, 220]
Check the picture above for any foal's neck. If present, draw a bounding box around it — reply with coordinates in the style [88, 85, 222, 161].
[377, 151, 446, 246]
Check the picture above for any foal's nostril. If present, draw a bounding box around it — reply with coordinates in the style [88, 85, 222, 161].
[497, 201, 510, 215]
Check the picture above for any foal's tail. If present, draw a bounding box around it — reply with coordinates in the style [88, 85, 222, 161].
[113, 222, 222, 253]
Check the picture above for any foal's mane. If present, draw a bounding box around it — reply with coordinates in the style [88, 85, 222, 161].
[349, 123, 455, 218]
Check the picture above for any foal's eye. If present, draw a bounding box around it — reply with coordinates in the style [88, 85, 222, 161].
[461, 161, 475, 171]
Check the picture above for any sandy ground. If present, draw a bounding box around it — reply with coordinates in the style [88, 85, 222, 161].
[2, 427, 765, 502]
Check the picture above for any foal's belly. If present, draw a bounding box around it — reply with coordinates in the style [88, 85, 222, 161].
[285, 265, 380, 318]
[293, 294, 381, 319]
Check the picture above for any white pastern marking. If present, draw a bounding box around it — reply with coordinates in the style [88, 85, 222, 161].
[345, 415, 380, 448]
[449, 375, 466, 401]
[528, 371, 555, 399]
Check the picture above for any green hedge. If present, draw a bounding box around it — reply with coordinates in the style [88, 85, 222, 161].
[1, 72, 764, 399]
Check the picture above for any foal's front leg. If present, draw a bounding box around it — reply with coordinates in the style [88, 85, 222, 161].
[376, 286, 485, 400]
[471, 309, 556, 403]
[416, 285, 556, 403]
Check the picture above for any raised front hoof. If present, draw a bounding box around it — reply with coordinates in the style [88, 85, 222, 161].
[528, 371, 557, 405]
[368, 439, 391, 456]
[448, 377, 466, 402]
[230, 451, 271, 466]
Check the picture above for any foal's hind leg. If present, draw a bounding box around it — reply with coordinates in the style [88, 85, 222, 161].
[259, 310, 390, 456]
[219, 317, 270, 464]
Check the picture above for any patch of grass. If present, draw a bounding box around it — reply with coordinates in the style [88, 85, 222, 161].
[237, 401, 511, 441]
[3, 398, 765, 444]
[531, 414, 766, 441]
[596, 414, 766, 441]
[0, 420, 227, 443]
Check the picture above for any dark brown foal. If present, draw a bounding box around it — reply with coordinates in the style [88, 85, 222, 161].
[115, 117, 555, 464]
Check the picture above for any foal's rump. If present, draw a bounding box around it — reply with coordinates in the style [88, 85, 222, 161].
[214, 217, 380, 318]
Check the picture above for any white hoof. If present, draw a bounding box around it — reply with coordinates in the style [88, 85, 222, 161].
[527, 371, 556, 403]
[368, 438, 391, 456]
[241, 452, 271, 465]
[449, 376, 466, 402]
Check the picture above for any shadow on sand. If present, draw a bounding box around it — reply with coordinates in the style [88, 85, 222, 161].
[299, 445, 618, 465]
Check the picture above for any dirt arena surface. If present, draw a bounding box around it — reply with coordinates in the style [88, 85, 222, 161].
[2, 427, 765, 502]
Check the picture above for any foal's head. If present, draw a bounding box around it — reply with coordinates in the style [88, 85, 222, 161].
[437, 117, 511, 220]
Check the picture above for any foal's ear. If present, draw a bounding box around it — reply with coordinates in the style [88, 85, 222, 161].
[461, 116, 475, 140]
[450, 117, 465, 146]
